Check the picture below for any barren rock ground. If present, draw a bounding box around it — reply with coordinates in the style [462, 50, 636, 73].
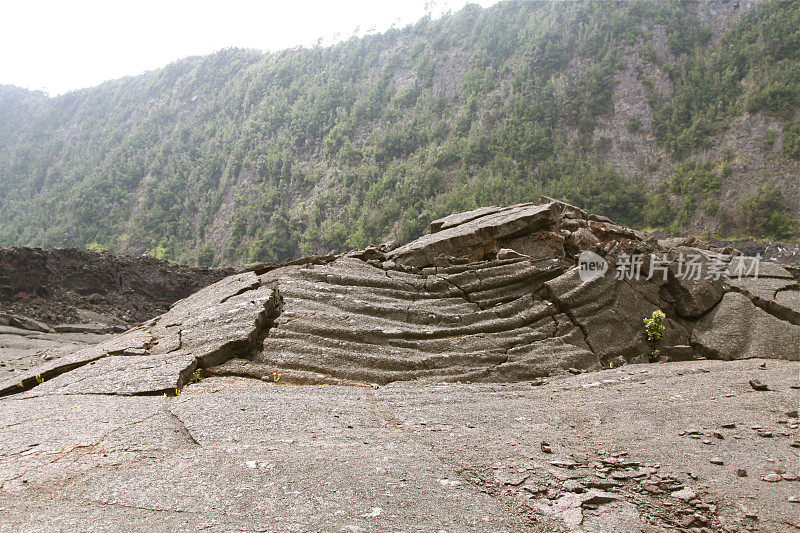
[1, 200, 798, 531]
[0, 326, 114, 382]
[0, 359, 797, 532]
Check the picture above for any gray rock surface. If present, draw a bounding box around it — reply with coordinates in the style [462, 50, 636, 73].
[2, 271, 278, 396]
[387, 202, 562, 268]
[544, 263, 690, 364]
[252, 256, 596, 383]
[663, 247, 727, 318]
[1, 359, 797, 532]
[691, 292, 800, 361]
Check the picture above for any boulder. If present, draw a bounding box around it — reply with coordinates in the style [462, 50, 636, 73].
[692, 292, 800, 361]
[566, 227, 601, 256]
[388, 203, 562, 268]
[662, 247, 727, 318]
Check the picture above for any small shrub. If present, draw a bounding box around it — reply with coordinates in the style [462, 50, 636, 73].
[784, 119, 800, 159]
[763, 129, 776, 149]
[643, 310, 666, 342]
[705, 200, 721, 217]
[741, 184, 799, 239]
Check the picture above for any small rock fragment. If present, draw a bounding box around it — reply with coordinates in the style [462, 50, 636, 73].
[737, 468, 748, 477]
[672, 488, 697, 501]
[709, 457, 724, 465]
[749, 379, 769, 391]
[360, 507, 382, 518]
[541, 441, 552, 454]
[580, 490, 619, 507]
[549, 460, 579, 468]
[562, 479, 584, 493]
[762, 473, 782, 482]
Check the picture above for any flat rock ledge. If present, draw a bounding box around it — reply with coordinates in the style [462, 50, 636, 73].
[3, 199, 798, 397]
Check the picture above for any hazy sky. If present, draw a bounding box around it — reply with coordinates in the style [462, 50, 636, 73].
[1, 0, 498, 96]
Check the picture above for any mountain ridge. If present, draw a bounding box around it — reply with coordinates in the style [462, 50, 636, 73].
[0, 0, 798, 266]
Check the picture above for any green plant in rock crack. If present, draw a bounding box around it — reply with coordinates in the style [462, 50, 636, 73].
[644, 310, 666, 362]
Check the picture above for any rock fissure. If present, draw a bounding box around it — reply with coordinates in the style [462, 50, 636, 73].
[218, 279, 261, 304]
[433, 274, 483, 310]
[544, 286, 597, 357]
[164, 406, 200, 446]
[726, 282, 800, 327]
[0, 352, 108, 397]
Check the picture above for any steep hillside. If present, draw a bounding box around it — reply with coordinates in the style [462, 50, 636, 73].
[0, 0, 798, 266]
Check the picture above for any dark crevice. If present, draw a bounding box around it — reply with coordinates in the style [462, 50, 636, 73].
[181, 286, 284, 389]
[218, 280, 261, 304]
[436, 274, 485, 311]
[238, 254, 338, 277]
[0, 354, 107, 397]
[726, 284, 800, 326]
[774, 282, 799, 299]
[165, 406, 200, 445]
[543, 286, 597, 357]
[247, 287, 284, 359]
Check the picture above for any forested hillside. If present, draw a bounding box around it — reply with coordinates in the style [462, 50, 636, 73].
[1, 0, 798, 266]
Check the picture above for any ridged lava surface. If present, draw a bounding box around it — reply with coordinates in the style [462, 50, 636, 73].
[3, 200, 798, 396]
[252, 256, 597, 383]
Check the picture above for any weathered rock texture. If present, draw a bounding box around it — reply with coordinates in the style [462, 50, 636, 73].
[3, 200, 798, 396]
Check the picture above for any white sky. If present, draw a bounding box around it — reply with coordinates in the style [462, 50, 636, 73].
[0, 0, 499, 96]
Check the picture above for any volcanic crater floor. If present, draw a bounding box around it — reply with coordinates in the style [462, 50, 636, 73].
[1, 358, 797, 532]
